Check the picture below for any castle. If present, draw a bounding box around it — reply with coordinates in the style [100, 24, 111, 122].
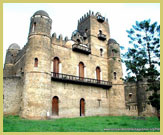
[3, 10, 155, 119]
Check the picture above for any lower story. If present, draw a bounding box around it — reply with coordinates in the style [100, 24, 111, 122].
[3, 77, 156, 119]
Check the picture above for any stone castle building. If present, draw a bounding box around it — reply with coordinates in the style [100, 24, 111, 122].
[3, 10, 156, 119]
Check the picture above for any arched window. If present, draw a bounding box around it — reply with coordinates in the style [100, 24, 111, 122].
[77, 39, 81, 44]
[96, 67, 101, 81]
[34, 58, 38, 67]
[79, 62, 84, 79]
[99, 30, 102, 34]
[129, 93, 132, 98]
[32, 22, 36, 32]
[114, 72, 117, 80]
[53, 57, 60, 73]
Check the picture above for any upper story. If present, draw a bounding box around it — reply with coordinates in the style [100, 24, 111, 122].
[4, 10, 122, 87]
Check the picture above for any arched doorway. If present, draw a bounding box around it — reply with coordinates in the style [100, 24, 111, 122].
[80, 98, 85, 116]
[79, 62, 84, 80]
[52, 96, 59, 116]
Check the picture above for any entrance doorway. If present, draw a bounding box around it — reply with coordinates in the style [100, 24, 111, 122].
[52, 96, 59, 116]
[80, 98, 85, 116]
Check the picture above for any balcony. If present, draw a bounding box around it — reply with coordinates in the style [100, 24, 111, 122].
[72, 44, 91, 55]
[97, 15, 105, 23]
[51, 72, 112, 89]
[98, 33, 106, 41]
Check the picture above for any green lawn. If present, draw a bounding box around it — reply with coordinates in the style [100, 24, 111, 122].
[3, 115, 160, 132]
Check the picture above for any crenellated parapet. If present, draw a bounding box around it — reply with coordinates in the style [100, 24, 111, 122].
[78, 10, 108, 25]
[77, 10, 110, 43]
[51, 32, 69, 46]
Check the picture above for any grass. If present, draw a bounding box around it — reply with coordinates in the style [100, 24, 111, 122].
[3, 115, 160, 132]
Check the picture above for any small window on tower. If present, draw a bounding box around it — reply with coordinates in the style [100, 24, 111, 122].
[34, 22, 36, 26]
[129, 93, 132, 98]
[83, 29, 88, 40]
[99, 30, 102, 34]
[100, 48, 103, 56]
[32, 22, 36, 32]
[114, 72, 117, 80]
[34, 58, 38, 67]
[112, 49, 114, 56]
[77, 39, 81, 44]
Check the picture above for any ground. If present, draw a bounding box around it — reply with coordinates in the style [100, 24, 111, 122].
[3, 115, 160, 132]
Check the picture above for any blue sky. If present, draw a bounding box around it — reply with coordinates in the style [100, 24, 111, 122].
[3, 3, 160, 77]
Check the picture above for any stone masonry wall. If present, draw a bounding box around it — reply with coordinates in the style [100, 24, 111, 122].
[3, 77, 23, 115]
[3, 10, 128, 119]
[51, 43, 109, 81]
[124, 82, 156, 116]
[21, 35, 52, 120]
[51, 82, 110, 117]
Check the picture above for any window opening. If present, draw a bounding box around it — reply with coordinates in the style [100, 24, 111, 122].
[114, 72, 117, 80]
[100, 48, 103, 56]
[34, 58, 38, 67]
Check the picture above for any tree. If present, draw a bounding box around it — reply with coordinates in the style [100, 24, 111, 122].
[123, 19, 160, 117]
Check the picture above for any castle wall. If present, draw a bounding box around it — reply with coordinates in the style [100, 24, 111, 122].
[13, 53, 26, 76]
[51, 44, 109, 81]
[14, 45, 27, 64]
[3, 10, 132, 119]
[13, 45, 27, 76]
[125, 83, 138, 104]
[107, 41, 126, 116]
[3, 77, 23, 115]
[124, 82, 156, 116]
[50, 35, 112, 117]
[21, 35, 52, 120]
[21, 72, 51, 119]
[51, 82, 109, 117]
[108, 84, 126, 116]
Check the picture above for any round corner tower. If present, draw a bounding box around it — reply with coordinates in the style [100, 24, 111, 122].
[21, 10, 52, 119]
[108, 38, 126, 116]
[108, 39, 123, 83]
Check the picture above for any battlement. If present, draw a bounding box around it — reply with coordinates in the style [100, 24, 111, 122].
[51, 32, 69, 46]
[78, 10, 108, 24]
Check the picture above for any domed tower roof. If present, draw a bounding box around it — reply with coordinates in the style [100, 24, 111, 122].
[8, 43, 20, 50]
[108, 38, 119, 45]
[33, 10, 49, 17]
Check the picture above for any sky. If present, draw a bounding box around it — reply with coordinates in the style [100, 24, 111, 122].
[3, 3, 160, 77]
